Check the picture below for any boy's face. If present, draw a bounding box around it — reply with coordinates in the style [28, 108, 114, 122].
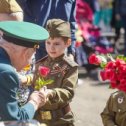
[46, 37, 70, 59]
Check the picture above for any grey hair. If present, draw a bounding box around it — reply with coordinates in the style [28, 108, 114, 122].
[0, 37, 26, 53]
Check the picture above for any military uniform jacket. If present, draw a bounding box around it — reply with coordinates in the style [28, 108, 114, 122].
[0, 48, 35, 121]
[101, 91, 126, 126]
[33, 54, 78, 122]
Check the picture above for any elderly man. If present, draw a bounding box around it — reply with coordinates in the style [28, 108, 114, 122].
[0, 0, 23, 21]
[0, 21, 49, 121]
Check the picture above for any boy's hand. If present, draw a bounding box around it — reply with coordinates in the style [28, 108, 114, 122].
[40, 86, 55, 99]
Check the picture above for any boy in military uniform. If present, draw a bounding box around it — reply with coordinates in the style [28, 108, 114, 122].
[33, 19, 78, 126]
[101, 90, 126, 126]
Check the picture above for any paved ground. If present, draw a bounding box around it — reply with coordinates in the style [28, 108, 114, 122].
[71, 67, 117, 126]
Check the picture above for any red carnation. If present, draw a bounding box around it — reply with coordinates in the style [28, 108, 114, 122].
[89, 54, 102, 65]
[115, 59, 125, 68]
[100, 70, 107, 81]
[39, 66, 50, 77]
[119, 64, 126, 74]
[104, 69, 115, 80]
[118, 79, 126, 92]
[105, 61, 116, 69]
[35, 66, 53, 90]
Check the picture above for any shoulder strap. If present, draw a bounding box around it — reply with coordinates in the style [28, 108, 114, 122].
[63, 55, 78, 67]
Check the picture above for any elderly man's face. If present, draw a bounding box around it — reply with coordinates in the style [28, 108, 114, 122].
[17, 48, 35, 71]
[26, 48, 35, 64]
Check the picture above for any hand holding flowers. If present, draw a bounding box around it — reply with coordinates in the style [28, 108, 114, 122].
[39, 86, 54, 99]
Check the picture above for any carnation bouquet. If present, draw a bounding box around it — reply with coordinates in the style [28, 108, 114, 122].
[35, 66, 54, 90]
[89, 53, 126, 92]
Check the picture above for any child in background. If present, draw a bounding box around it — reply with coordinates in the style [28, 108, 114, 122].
[0, 0, 23, 37]
[101, 90, 126, 126]
[0, 0, 23, 21]
[93, 0, 113, 32]
[32, 19, 78, 126]
[99, 60, 126, 126]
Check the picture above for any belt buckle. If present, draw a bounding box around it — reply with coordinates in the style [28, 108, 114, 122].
[40, 111, 52, 120]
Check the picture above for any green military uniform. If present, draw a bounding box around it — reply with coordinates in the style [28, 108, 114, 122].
[101, 91, 126, 126]
[33, 54, 78, 126]
[0, 21, 49, 121]
[0, 120, 41, 126]
[32, 19, 78, 126]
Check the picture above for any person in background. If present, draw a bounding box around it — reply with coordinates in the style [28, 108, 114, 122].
[0, 0, 23, 21]
[75, 0, 99, 72]
[101, 90, 126, 126]
[0, 0, 23, 37]
[32, 19, 78, 126]
[114, 0, 126, 56]
[93, 0, 113, 32]
[16, 0, 76, 61]
[0, 21, 49, 121]
[85, 0, 96, 13]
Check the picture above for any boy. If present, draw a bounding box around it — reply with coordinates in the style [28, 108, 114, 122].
[101, 90, 126, 126]
[33, 19, 78, 126]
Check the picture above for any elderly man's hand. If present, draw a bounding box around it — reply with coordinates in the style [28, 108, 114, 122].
[28, 90, 47, 110]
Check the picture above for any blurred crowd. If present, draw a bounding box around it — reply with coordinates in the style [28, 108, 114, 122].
[75, 0, 126, 75]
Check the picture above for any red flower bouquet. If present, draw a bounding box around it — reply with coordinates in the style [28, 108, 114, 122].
[89, 53, 126, 92]
[35, 66, 54, 90]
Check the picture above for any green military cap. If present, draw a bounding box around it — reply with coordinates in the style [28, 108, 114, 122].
[0, 21, 49, 48]
[46, 19, 71, 38]
[0, 0, 22, 13]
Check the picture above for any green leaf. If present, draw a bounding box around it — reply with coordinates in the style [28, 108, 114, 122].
[35, 85, 40, 90]
[123, 57, 126, 62]
[100, 62, 106, 68]
[116, 55, 126, 62]
[116, 55, 124, 59]
[35, 77, 54, 90]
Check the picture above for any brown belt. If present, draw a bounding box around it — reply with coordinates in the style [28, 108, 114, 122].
[39, 104, 71, 120]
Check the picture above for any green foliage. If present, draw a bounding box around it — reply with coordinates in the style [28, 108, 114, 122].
[116, 55, 126, 62]
[35, 77, 54, 90]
